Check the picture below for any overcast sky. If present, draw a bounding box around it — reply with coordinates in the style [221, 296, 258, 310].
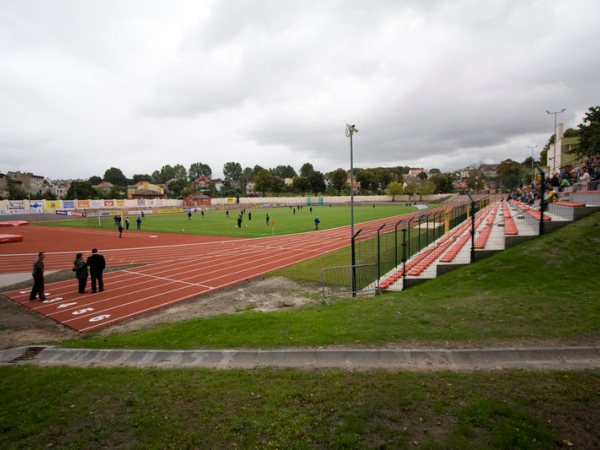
[1, 0, 599, 180]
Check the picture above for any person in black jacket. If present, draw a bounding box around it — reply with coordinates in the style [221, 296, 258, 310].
[29, 252, 46, 301]
[86, 248, 106, 293]
[73, 253, 88, 294]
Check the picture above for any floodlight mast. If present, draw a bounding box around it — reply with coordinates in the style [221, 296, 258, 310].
[345, 124, 358, 240]
[346, 124, 358, 296]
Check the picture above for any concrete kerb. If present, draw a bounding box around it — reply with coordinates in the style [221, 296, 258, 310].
[3, 346, 600, 371]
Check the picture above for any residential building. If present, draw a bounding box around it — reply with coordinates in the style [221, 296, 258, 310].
[6, 171, 45, 196]
[93, 181, 114, 194]
[408, 167, 426, 176]
[183, 194, 211, 208]
[192, 175, 214, 190]
[127, 181, 164, 199]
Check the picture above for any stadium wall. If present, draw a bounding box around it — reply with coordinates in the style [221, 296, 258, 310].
[0, 194, 452, 215]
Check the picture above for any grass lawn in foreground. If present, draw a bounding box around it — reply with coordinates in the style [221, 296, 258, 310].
[36, 204, 417, 238]
[1, 366, 598, 449]
[69, 211, 600, 350]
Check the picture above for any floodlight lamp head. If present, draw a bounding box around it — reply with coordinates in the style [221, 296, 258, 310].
[345, 124, 358, 137]
[561, 108, 567, 112]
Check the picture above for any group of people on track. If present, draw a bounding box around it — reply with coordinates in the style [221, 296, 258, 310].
[29, 248, 107, 301]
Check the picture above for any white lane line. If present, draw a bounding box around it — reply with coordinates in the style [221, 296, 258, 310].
[120, 270, 213, 288]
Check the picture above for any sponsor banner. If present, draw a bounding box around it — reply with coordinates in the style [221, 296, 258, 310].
[226, 197, 235, 203]
[136, 199, 146, 206]
[77, 200, 90, 208]
[104, 200, 115, 207]
[0, 209, 31, 215]
[9, 200, 24, 209]
[90, 200, 104, 208]
[29, 201, 44, 211]
[63, 200, 76, 209]
[45, 200, 62, 210]
[116, 199, 126, 207]
[158, 208, 183, 214]
[56, 210, 69, 216]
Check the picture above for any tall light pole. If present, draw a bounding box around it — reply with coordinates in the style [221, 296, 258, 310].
[546, 108, 566, 174]
[345, 124, 358, 240]
[346, 124, 358, 296]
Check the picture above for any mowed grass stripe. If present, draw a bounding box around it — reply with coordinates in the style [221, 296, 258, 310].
[36, 205, 418, 237]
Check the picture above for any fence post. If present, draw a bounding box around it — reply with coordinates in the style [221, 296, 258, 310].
[394, 219, 403, 268]
[536, 166, 546, 236]
[376, 224, 385, 293]
[470, 198, 476, 263]
[418, 215, 424, 252]
[402, 226, 407, 288]
[407, 214, 418, 258]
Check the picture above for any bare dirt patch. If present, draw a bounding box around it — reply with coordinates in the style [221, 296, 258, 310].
[0, 276, 319, 349]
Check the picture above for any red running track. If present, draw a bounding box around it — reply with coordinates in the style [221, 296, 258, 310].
[1, 214, 420, 333]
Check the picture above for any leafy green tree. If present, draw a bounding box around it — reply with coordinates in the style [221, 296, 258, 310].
[403, 179, 434, 201]
[496, 159, 523, 191]
[271, 176, 286, 193]
[417, 171, 428, 180]
[429, 173, 455, 194]
[65, 181, 97, 200]
[252, 165, 265, 175]
[372, 168, 393, 193]
[300, 163, 315, 177]
[188, 162, 212, 181]
[223, 162, 243, 183]
[429, 168, 441, 175]
[355, 169, 377, 194]
[166, 179, 190, 198]
[172, 164, 187, 181]
[386, 181, 403, 200]
[271, 165, 297, 179]
[564, 128, 580, 138]
[308, 171, 326, 194]
[132, 174, 152, 183]
[390, 166, 410, 181]
[42, 190, 57, 200]
[103, 167, 127, 186]
[157, 165, 175, 183]
[327, 168, 348, 195]
[88, 175, 102, 185]
[6, 178, 27, 200]
[240, 167, 254, 195]
[151, 170, 162, 184]
[254, 169, 274, 195]
[403, 179, 420, 200]
[109, 186, 126, 199]
[293, 176, 310, 194]
[574, 105, 600, 159]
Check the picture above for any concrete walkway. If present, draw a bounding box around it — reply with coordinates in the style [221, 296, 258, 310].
[2, 345, 600, 371]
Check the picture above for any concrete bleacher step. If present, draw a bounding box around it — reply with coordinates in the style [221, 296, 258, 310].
[377, 196, 599, 293]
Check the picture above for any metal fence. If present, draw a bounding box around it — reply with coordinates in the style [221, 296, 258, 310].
[320, 196, 497, 299]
